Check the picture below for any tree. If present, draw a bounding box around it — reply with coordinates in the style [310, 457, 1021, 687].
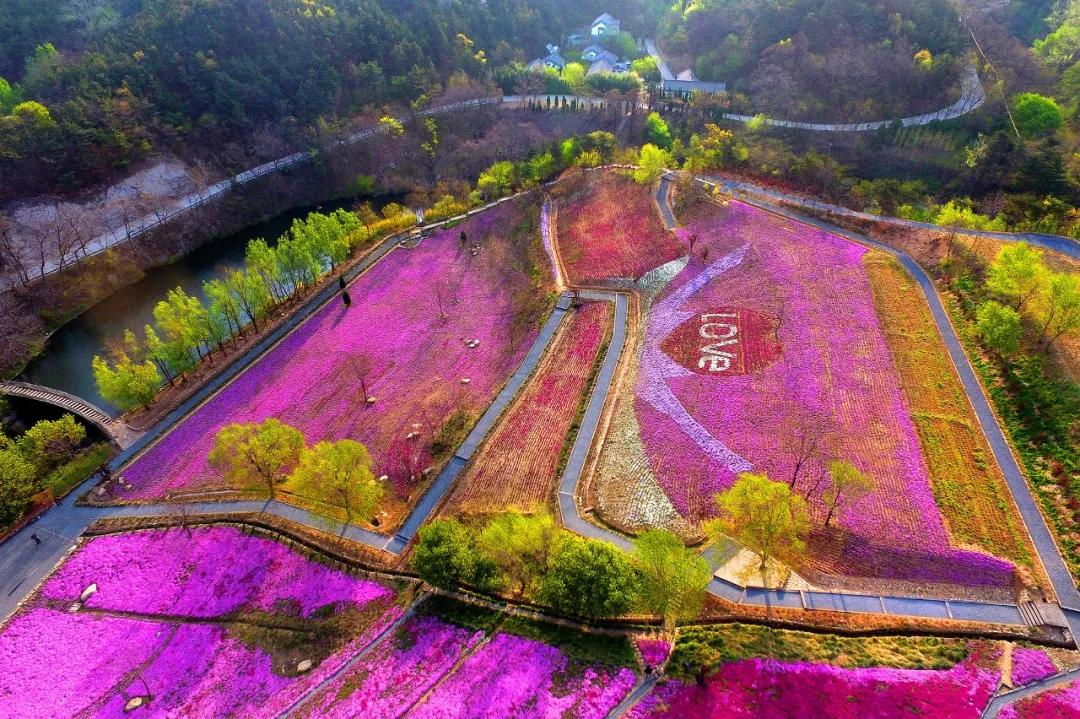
[562, 62, 586, 93]
[977, 301, 1023, 354]
[20, 415, 86, 472]
[92, 331, 162, 410]
[986, 243, 1047, 311]
[477, 511, 560, 596]
[289, 439, 383, 525]
[712, 472, 810, 571]
[208, 419, 304, 498]
[645, 112, 673, 149]
[631, 530, 711, 633]
[634, 144, 671, 185]
[0, 447, 38, 525]
[411, 519, 500, 591]
[477, 161, 516, 199]
[1039, 272, 1080, 350]
[1011, 93, 1063, 138]
[538, 536, 638, 618]
[821, 461, 875, 528]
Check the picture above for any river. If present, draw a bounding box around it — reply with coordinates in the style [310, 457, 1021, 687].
[21, 195, 396, 415]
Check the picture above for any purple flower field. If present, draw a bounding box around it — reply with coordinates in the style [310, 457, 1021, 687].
[0, 527, 402, 719]
[1000, 678, 1080, 718]
[41, 526, 393, 618]
[627, 654, 999, 719]
[118, 200, 549, 507]
[1009, 647, 1057, 687]
[408, 631, 637, 719]
[294, 614, 484, 718]
[629, 200, 1013, 586]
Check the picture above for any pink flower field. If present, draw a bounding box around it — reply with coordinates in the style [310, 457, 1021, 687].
[0, 526, 403, 719]
[408, 631, 637, 719]
[40, 526, 393, 617]
[294, 614, 483, 718]
[1009, 647, 1057, 687]
[627, 200, 1014, 586]
[1000, 679, 1080, 718]
[627, 655, 999, 719]
[118, 199, 551, 507]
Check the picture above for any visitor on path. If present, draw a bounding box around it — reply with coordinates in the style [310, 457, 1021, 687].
[30, 533, 41, 545]
[342, 290, 352, 308]
[338, 275, 346, 290]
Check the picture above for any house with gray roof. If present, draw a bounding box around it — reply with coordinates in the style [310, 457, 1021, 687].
[591, 13, 620, 37]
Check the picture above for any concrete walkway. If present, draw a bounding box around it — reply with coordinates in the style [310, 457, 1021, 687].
[981, 668, 1080, 718]
[710, 176, 1080, 260]
[645, 40, 985, 132]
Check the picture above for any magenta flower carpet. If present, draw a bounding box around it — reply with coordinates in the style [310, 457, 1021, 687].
[0, 527, 401, 719]
[117, 201, 548, 504]
[627, 654, 999, 719]
[632, 200, 1013, 586]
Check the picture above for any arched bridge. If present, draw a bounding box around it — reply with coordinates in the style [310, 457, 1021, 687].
[0, 381, 140, 449]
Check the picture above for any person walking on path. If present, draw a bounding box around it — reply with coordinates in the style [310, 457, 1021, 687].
[30, 533, 41, 545]
[342, 290, 352, 308]
[338, 275, 346, 290]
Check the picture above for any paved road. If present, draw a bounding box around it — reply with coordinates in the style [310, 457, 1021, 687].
[655, 176, 678, 230]
[695, 179, 1080, 637]
[710, 177, 1080, 260]
[645, 40, 985, 132]
[981, 668, 1080, 718]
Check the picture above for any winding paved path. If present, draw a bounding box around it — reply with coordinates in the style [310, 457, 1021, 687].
[710, 176, 1080, 259]
[645, 39, 986, 131]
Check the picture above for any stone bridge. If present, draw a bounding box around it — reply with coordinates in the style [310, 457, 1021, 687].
[0, 381, 140, 449]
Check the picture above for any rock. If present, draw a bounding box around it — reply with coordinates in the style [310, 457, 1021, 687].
[80, 584, 98, 601]
[378, 475, 389, 483]
[366, 396, 377, 404]
[460, 378, 471, 385]
[68, 602, 81, 613]
[95, 486, 106, 497]
[296, 659, 313, 673]
[406, 432, 419, 440]
[124, 696, 147, 712]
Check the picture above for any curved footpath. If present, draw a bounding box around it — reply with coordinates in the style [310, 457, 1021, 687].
[711, 176, 1080, 259]
[1, 176, 1077, 643]
[981, 667, 1080, 718]
[645, 38, 986, 132]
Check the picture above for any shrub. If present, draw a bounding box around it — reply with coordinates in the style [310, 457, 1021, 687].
[538, 536, 638, 618]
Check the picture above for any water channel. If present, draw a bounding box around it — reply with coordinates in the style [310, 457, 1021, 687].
[21, 195, 395, 415]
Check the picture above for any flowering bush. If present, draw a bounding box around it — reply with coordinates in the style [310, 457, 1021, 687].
[444, 302, 609, 514]
[999, 678, 1080, 719]
[409, 631, 637, 718]
[554, 171, 685, 284]
[638, 638, 671, 672]
[1009, 647, 1057, 687]
[294, 615, 484, 718]
[42, 526, 393, 617]
[119, 201, 551, 505]
[628, 655, 998, 718]
[612, 199, 1013, 586]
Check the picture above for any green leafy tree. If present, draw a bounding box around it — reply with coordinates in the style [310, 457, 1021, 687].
[645, 112, 673, 149]
[1039, 272, 1080, 350]
[822, 461, 874, 528]
[208, 419, 304, 498]
[538, 536, 638, 618]
[477, 160, 516, 199]
[204, 278, 243, 338]
[712, 472, 810, 570]
[0, 446, 38, 526]
[477, 511, 560, 596]
[289, 439, 383, 525]
[1011, 93, 1064, 138]
[976, 301, 1023, 354]
[226, 268, 272, 333]
[412, 519, 500, 591]
[633, 144, 671, 185]
[92, 331, 162, 410]
[246, 238, 289, 303]
[19, 415, 85, 472]
[631, 529, 711, 633]
[986, 243, 1047, 311]
[562, 62, 587, 93]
